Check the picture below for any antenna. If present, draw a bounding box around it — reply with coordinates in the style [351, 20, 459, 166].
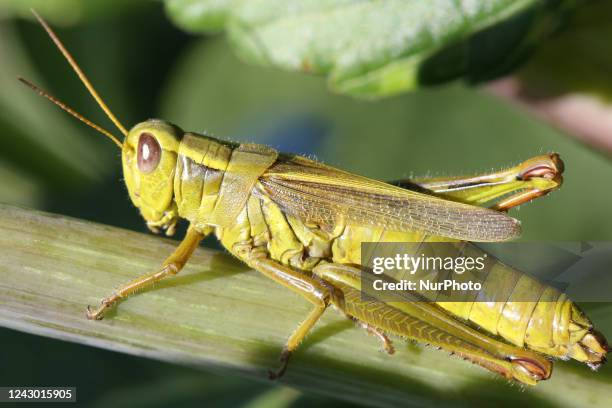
[30, 9, 128, 137]
[19, 77, 123, 149]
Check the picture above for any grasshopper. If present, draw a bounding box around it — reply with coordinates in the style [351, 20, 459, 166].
[21, 11, 607, 385]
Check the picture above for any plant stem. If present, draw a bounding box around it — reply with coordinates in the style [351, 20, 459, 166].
[0, 204, 610, 407]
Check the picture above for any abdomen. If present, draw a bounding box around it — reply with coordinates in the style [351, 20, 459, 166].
[330, 224, 605, 362]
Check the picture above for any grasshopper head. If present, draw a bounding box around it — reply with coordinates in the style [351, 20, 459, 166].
[122, 119, 183, 235]
[19, 13, 183, 235]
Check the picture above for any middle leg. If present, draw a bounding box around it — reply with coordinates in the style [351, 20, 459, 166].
[242, 253, 332, 379]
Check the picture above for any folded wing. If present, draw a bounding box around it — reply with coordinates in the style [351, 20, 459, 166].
[258, 156, 521, 242]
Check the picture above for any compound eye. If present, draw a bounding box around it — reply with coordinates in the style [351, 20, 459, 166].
[137, 132, 161, 173]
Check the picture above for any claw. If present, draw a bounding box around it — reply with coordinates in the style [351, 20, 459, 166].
[85, 296, 116, 320]
[86, 304, 106, 320]
[268, 349, 291, 380]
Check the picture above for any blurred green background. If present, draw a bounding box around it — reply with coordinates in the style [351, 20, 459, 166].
[1, 1, 611, 407]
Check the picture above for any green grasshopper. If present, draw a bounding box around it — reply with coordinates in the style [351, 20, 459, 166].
[21, 11, 607, 385]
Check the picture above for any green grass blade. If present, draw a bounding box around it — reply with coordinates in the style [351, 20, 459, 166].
[0, 204, 610, 407]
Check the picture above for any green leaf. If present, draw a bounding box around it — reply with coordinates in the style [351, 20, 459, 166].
[164, 0, 569, 98]
[164, 0, 235, 33]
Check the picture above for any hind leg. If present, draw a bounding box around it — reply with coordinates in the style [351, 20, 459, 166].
[391, 153, 564, 210]
[312, 262, 553, 385]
